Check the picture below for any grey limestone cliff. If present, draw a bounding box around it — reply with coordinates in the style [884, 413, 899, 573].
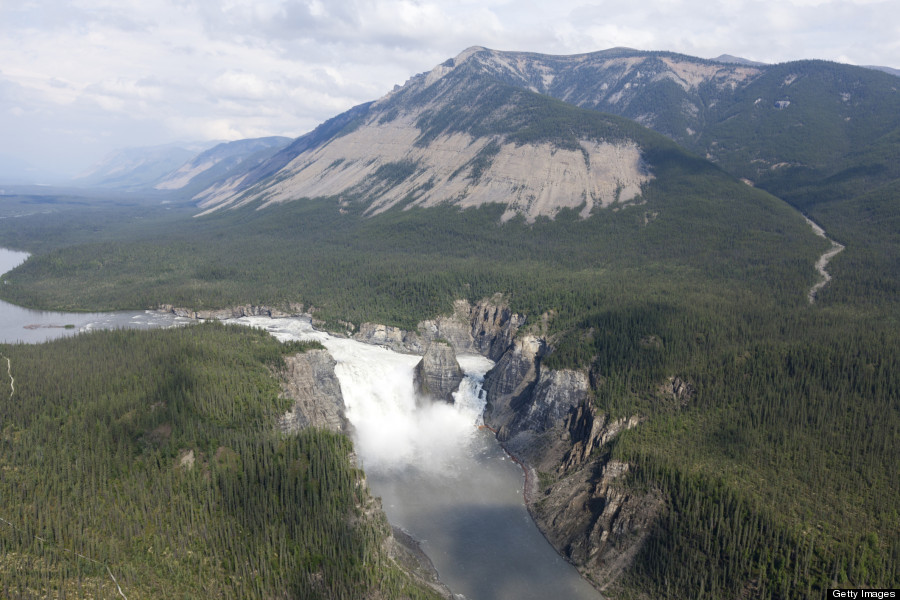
[486, 359, 589, 469]
[413, 342, 464, 403]
[159, 303, 305, 320]
[482, 335, 546, 441]
[469, 298, 525, 361]
[354, 322, 426, 354]
[278, 349, 348, 434]
[354, 296, 525, 359]
[533, 457, 664, 591]
[482, 330, 661, 592]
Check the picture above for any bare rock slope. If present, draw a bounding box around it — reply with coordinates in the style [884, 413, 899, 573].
[195, 47, 660, 222]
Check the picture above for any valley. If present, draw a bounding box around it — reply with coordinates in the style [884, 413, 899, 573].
[1, 45, 898, 599]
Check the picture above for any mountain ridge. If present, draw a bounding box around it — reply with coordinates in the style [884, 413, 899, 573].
[193, 47, 755, 221]
[187, 45, 899, 230]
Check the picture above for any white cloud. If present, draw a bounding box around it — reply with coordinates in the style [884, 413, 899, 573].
[0, 0, 898, 177]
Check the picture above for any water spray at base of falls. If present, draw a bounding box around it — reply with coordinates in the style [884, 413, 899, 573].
[228, 316, 493, 475]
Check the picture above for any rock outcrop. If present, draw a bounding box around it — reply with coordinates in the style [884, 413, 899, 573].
[561, 405, 642, 472]
[159, 303, 305, 320]
[469, 297, 525, 361]
[355, 296, 525, 359]
[417, 299, 479, 353]
[486, 360, 588, 470]
[354, 322, 426, 354]
[413, 342, 464, 403]
[278, 349, 348, 434]
[482, 335, 546, 438]
[658, 375, 695, 406]
[482, 330, 661, 592]
[533, 458, 664, 592]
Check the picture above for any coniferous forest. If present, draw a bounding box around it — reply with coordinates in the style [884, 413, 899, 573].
[0, 323, 441, 599]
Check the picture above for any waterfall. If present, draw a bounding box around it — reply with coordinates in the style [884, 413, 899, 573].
[229, 316, 493, 474]
[230, 315, 602, 600]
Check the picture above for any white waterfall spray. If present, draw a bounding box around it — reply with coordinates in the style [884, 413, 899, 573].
[230, 316, 493, 474]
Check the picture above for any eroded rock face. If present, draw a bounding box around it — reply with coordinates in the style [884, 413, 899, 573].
[418, 299, 478, 353]
[470, 299, 525, 361]
[659, 375, 695, 406]
[483, 335, 546, 436]
[355, 296, 526, 360]
[533, 458, 664, 591]
[198, 113, 651, 222]
[279, 349, 348, 433]
[562, 405, 642, 472]
[354, 322, 426, 354]
[413, 342, 464, 403]
[159, 303, 306, 320]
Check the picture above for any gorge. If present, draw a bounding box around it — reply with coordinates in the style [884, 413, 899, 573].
[229, 314, 606, 600]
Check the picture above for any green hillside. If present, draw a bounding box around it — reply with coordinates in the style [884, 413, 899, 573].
[0, 323, 441, 599]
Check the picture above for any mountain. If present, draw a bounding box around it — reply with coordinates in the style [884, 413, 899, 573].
[73, 141, 215, 190]
[711, 53, 767, 67]
[866, 64, 900, 77]
[400, 48, 900, 192]
[153, 136, 291, 195]
[194, 46, 900, 229]
[194, 48, 751, 221]
[72, 138, 293, 194]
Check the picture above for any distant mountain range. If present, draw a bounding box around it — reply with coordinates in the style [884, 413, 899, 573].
[72, 141, 216, 190]
[70, 137, 291, 193]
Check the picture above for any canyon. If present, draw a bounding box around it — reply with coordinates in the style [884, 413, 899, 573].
[271, 295, 665, 594]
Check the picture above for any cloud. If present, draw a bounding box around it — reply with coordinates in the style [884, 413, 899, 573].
[1, 0, 898, 178]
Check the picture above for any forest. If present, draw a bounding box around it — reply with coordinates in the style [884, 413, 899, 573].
[0, 323, 441, 599]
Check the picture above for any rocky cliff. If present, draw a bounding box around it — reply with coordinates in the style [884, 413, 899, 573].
[482, 327, 662, 592]
[413, 342, 464, 403]
[355, 296, 524, 359]
[354, 322, 427, 354]
[278, 349, 348, 434]
[533, 457, 664, 591]
[159, 303, 305, 320]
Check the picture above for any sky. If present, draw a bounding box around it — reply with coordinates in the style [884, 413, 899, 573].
[2, 0, 898, 181]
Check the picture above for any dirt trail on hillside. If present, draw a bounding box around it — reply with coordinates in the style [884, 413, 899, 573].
[805, 217, 845, 303]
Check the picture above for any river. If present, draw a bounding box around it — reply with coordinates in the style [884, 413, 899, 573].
[804, 216, 845, 303]
[0, 247, 602, 600]
[0, 249, 194, 343]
